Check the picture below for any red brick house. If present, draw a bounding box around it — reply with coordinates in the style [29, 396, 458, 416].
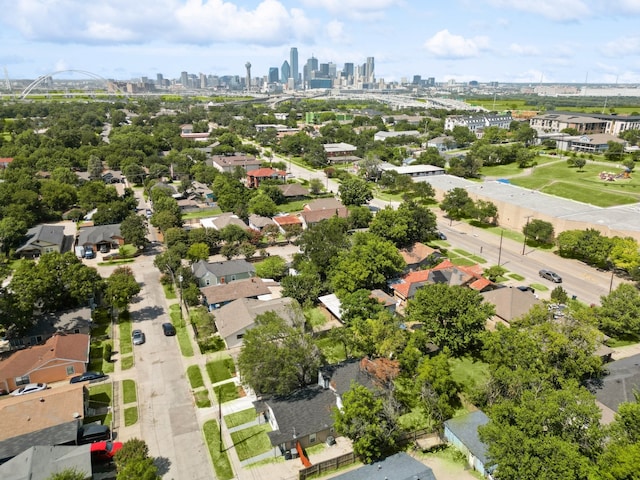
[0, 334, 90, 393]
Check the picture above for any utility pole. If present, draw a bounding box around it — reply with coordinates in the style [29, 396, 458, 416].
[497, 229, 504, 266]
[521, 215, 533, 255]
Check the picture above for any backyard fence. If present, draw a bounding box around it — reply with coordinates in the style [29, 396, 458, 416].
[298, 452, 356, 480]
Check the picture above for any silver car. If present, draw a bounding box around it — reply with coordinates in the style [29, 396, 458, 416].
[11, 382, 48, 396]
[132, 329, 146, 345]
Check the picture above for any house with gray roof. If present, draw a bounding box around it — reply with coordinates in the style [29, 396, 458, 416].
[481, 286, 542, 327]
[444, 410, 492, 478]
[0, 444, 92, 479]
[200, 212, 248, 231]
[248, 214, 276, 232]
[330, 452, 435, 480]
[76, 223, 124, 252]
[592, 353, 640, 422]
[373, 130, 422, 142]
[213, 296, 294, 348]
[192, 259, 255, 287]
[15, 225, 66, 258]
[255, 358, 387, 456]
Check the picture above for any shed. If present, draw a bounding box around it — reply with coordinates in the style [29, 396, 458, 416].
[444, 410, 492, 478]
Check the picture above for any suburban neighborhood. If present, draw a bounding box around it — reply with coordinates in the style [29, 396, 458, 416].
[1, 88, 640, 480]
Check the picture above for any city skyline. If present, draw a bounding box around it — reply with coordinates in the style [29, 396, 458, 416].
[1, 0, 640, 84]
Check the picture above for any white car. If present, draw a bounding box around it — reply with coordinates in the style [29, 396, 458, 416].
[11, 382, 48, 396]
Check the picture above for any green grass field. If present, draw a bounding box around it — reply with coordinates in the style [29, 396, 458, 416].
[224, 408, 257, 429]
[505, 161, 640, 207]
[122, 379, 137, 404]
[203, 420, 234, 480]
[230, 424, 273, 461]
[182, 207, 223, 220]
[187, 365, 205, 389]
[449, 357, 490, 393]
[206, 357, 236, 384]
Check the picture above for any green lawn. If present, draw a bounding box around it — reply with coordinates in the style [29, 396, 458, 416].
[398, 406, 432, 431]
[124, 406, 138, 426]
[182, 207, 223, 220]
[89, 383, 112, 406]
[449, 357, 490, 394]
[122, 379, 137, 404]
[224, 408, 258, 429]
[215, 382, 240, 404]
[163, 283, 177, 300]
[507, 161, 640, 207]
[194, 390, 212, 408]
[305, 307, 328, 329]
[315, 334, 350, 364]
[170, 304, 194, 357]
[203, 420, 234, 480]
[230, 424, 273, 461]
[190, 306, 216, 338]
[120, 355, 134, 370]
[119, 319, 132, 355]
[530, 283, 549, 292]
[508, 273, 525, 281]
[206, 357, 236, 384]
[450, 257, 477, 267]
[187, 365, 205, 389]
[98, 259, 135, 267]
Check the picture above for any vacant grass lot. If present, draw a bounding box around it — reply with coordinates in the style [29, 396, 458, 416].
[507, 161, 640, 207]
[206, 357, 235, 384]
[187, 365, 205, 389]
[203, 420, 234, 480]
[230, 424, 273, 461]
[224, 408, 257, 429]
[123, 379, 137, 404]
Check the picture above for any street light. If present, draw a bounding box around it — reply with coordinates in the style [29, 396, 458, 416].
[521, 215, 533, 255]
[178, 274, 184, 321]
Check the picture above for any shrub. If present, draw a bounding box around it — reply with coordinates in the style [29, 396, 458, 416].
[103, 343, 113, 362]
[198, 336, 226, 354]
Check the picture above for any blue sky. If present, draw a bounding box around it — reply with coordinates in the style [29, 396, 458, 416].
[1, 0, 640, 84]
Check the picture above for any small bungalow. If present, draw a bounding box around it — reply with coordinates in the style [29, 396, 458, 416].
[214, 296, 295, 348]
[248, 214, 276, 232]
[200, 277, 276, 311]
[200, 212, 248, 231]
[481, 286, 542, 328]
[277, 183, 310, 200]
[300, 198, 349, 229]
[192, 259, 255, 287]
[323, 142, 358, 158]
[373, 130, 421, 142]
[0, 334, 90, 393]
[0, 444, 92, 480]
[399, 242, 442, 272]
[444, 410, 492, 478]
[15, 225, 66, 259]
[273, 214, 304, 234]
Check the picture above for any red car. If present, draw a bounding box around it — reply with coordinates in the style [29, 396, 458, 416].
[90, 440, 123, 461]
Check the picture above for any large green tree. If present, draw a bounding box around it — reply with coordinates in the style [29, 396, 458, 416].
[332, 384, 402, 463]
[597, 283, 640, 337]
[406, 284, 494, 356]
[237, 307, 323, 395]
[105, 266, 141, 311]
[338, 177, 373, 206]
[120, 213, 148, 249]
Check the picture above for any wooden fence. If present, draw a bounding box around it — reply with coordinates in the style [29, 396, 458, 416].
[298, 452, 356, 480]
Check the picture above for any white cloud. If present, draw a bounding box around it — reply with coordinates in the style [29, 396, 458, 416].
[601, 36, 640, 57]
[423, 30, 489, 59]
[301, 0, 402, 20]
[509, 43, 540, 56]
[487, 0, 591, 21]
[326, 20, 350, 44]
[2, 0, 313, 45]
[609, 0, 640, 14]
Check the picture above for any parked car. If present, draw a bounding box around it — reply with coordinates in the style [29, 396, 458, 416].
[162, 323, 176, 336]
[437, 231, 447, 240]
[70, 371, 107, 384]
[10, 383, 47, 396]
[99, 244, 109, 253]
[132, 329, 146, 345]
[539, 269, 562, 283]
[84, 248, 96, 259]
[517, 285, 535, 293]
[78, 424, 110, 444]
[90, 440, 123, 462]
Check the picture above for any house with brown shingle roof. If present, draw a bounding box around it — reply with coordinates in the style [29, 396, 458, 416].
[277, 183, 309, 200]
[399, 242, 443, 272]
[214, 296, 296, 348]
[300, 197, 348, 229]
[481, 286, 542, 328]
[246, 168, 287, 188]
[200, 277, 278, 310]
[0, 334, 90, 392]
[392, 259, 494, 311]
[0, 383, 87, 462]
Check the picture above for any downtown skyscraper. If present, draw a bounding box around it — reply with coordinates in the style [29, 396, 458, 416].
[290, 47, 299, 85]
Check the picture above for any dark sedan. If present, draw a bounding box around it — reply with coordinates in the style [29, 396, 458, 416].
[162, 323, 176, 336]
[70, 371, 107, 384]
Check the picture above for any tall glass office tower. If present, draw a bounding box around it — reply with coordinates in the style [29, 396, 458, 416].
[281, 61, 290, 84]
[290, 47, 299, 85]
